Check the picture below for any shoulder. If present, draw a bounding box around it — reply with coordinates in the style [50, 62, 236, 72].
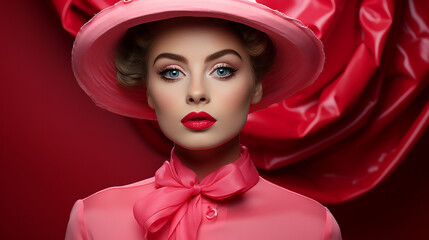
[245, 176, 327, 212]
[81, 177, 156, 208]
[229, 177, 341, 239]
[65, 178, 156, 239]
[80, 177, 157, 223]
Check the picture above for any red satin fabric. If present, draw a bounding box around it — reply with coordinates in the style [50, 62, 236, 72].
[50, 0, 429, 203]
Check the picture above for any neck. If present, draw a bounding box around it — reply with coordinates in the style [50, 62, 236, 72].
[174, 135, 241, 182]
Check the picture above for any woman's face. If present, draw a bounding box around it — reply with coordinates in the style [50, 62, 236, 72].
[146, 19, 262, 150]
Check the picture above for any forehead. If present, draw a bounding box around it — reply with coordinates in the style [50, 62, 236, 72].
[148, 17, 247, 56]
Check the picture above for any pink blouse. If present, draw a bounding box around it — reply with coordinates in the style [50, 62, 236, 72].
[66, 146, 341, 239]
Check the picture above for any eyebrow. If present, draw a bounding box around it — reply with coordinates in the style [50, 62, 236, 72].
[153, 49, 243, 66]
[205, 49, 243, 62]
[153, 53, 187, 66]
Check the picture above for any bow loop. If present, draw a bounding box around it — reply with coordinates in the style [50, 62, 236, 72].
[200, 164, 247, 199]
[155, 160, 197, 188]
[133, 146, 259, 240]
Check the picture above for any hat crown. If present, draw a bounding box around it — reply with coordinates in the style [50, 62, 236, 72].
[72, 0, 324, 119]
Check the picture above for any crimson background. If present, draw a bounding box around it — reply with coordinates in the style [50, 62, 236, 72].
[0, 1, 427, 239]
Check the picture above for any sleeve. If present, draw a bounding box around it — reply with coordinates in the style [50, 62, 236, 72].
[65, 200, 90, 240]
[323, 207, 342, 240]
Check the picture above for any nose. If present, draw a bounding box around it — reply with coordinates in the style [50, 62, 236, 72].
[186, 75, 209, 105]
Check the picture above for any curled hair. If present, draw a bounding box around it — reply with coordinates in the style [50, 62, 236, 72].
[229, 22, 275, 82]
[115, 19, 275, 88]
[115, 23, 154, 87]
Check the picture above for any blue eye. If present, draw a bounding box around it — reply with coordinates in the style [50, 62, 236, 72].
[158, 68, 184, 80]
[214, 67, 237, 78]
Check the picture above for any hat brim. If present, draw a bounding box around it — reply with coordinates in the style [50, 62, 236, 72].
[72, 0, 324, 120]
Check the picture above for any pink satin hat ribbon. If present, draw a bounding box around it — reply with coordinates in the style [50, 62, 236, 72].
[133, 146, 259, 240]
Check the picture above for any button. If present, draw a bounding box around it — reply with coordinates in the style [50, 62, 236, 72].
[205, 206, 218, 220]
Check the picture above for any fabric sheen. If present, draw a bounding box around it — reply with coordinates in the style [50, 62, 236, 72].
[66, 146, 341, 239]
[133, 146, 259, 239]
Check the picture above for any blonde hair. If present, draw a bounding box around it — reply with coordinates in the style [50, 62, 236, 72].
[115, 18, 274, 88]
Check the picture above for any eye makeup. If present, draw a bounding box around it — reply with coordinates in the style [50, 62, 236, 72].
[210, 63, 238, 80]
[157, 65, 186, 81]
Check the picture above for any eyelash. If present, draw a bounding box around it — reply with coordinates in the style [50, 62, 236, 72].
[157, 67, 184, 81]
[211, 64, 238, 80]
[156, 64, 238, 81]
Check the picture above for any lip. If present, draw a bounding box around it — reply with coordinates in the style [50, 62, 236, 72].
[181, 111, 217, 130]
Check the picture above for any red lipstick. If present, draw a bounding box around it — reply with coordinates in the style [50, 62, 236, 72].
[181, 112, 216, 130]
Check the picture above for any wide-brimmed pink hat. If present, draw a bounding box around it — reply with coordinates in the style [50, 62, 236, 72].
[72, 0, 324, 120]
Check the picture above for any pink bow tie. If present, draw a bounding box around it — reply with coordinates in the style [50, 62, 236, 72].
[133, 146, 259, 240]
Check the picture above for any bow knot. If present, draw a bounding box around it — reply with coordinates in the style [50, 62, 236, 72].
[191, 184, 201, 196]
[133, 146, 259, 240]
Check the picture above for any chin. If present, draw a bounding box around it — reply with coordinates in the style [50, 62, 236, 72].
[173, 133, 240, 151]
[174, 140, 223, 151]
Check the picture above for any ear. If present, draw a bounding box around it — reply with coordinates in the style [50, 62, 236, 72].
[250, 81, 263, 104]
[147, 89, 155, 109]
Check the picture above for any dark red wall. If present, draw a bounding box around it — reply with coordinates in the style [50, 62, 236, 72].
[0, 1, 427, 239]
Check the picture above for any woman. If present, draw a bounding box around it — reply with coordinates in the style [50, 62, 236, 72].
[66, 0, 341, 239]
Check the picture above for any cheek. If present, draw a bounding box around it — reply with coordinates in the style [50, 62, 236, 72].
[148, 80, 179, 111]
[226, 90, 252, 107]
[216, 79, 254, 112]
[215, 79, 254, 128]
[148, 86, 182, 139]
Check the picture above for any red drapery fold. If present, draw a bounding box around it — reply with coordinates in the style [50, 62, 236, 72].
[50, 0, 429, 203]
